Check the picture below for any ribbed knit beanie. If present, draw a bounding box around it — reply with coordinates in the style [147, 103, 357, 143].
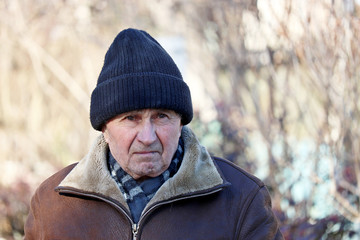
[90, 28, 193, 131]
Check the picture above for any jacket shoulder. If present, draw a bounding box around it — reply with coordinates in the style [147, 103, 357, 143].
[212, 156, 265, 189]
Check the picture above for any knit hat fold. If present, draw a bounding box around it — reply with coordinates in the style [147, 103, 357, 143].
[90, 28, 193, 130]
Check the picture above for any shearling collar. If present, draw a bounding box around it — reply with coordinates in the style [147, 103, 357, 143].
[58, 126, 227, 213]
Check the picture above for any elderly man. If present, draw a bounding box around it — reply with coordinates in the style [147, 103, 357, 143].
[24, 28, 283, 239]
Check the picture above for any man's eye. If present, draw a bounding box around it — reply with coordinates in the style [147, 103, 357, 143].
[158, 113, 168, 119]
[125, 115, 136, 121]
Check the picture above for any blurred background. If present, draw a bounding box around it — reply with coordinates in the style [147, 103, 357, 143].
[1, 0, 360, 239]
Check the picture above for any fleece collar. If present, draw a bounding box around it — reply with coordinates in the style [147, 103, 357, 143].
[58, 126, 227, 213]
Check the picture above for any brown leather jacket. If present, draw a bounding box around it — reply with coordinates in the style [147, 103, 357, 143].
[24, 127, 283, 240]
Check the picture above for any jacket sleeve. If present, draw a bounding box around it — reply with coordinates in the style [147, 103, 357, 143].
[236, 186, 284, 240]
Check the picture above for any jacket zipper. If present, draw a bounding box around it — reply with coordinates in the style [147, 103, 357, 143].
[58, 187, 223, 240]
[132, 223, 139, 240]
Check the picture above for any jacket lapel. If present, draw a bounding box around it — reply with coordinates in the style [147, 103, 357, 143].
[147, 127, 227, 206]
[58, 134, 129, 210]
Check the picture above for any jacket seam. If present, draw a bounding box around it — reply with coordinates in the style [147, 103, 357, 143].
[234, 185, 264, 239]
[56, 186, 132, 218]
[33, 189, 43, 239]
[136, 187, 225, 239]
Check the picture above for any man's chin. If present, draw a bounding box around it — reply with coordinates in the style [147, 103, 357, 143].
[130, 163, 163, 179]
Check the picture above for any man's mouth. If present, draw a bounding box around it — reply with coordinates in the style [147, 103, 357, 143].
[133, 151, 159, 156]
[136, 151, 155, 154]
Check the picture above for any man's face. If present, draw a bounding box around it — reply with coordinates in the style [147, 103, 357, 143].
[103, 109, 183, 180]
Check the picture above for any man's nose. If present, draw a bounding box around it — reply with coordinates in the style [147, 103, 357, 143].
[137, 119, 157, 145]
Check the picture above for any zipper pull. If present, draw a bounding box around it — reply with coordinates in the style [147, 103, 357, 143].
[132, 223, 138, 240]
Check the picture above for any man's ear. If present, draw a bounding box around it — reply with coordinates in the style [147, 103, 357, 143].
[102, 126, 109, 143]
[178, 125, 183, 137]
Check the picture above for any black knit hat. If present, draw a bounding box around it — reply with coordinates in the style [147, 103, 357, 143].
[90, 28, 193, 131]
